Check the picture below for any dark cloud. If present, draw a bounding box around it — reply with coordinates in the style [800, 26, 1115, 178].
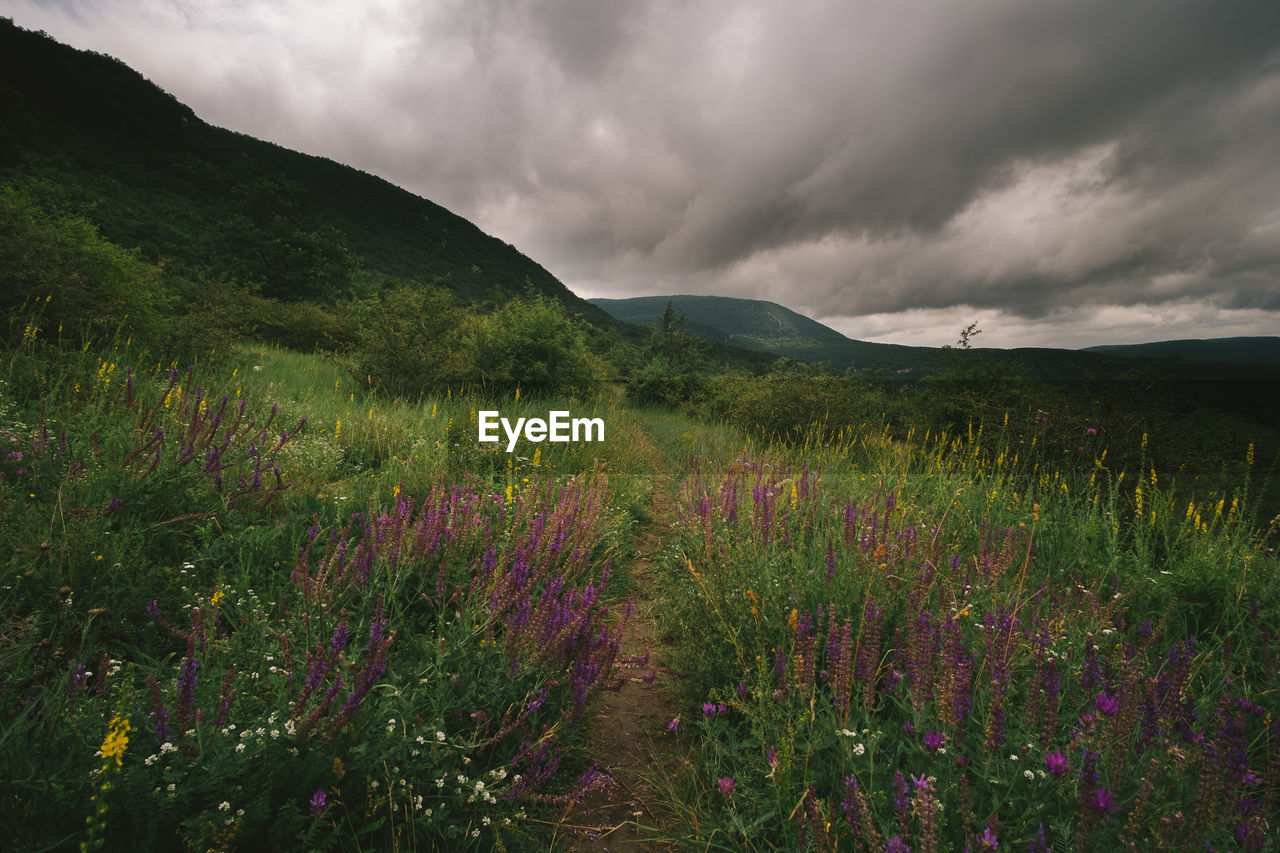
[3, 0, 1278, 346]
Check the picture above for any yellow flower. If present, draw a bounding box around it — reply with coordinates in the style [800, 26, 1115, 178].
[211, 588, 225, 608]
[788, 608, 799, 632]
[100, 715, 131, 767]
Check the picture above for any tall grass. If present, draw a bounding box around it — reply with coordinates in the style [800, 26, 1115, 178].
[0, 341, 648, 851]
[654, 418, 1278, 851]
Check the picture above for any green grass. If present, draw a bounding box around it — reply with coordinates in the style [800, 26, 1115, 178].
[1, 341, 1276, 851]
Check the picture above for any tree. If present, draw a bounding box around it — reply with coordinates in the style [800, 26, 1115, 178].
[627, 300, 707, 406]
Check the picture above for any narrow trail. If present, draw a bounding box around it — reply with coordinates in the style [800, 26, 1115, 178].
[554, 437, 685, 851]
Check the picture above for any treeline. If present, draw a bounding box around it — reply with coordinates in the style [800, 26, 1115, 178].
[5, 185, 1274, 519]
[1, 186, 607, 401]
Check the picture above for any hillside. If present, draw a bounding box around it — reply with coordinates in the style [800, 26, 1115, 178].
[0, 18, 613, 325]
[590, 294, 939, 375]
[1083, 336, 1280, 366]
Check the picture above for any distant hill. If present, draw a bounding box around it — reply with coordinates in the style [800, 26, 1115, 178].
[590, 295, 939, 375]
[0, 18, 614, 325]
[1083, 337, 1280, 367]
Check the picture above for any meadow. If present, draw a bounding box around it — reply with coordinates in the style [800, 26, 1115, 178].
[1, 335, 1276, 851]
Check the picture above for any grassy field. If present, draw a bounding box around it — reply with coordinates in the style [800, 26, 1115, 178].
[1, 341, 1276, 851]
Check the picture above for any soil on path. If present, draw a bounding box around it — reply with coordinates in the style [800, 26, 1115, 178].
[553, 456, 686, 851]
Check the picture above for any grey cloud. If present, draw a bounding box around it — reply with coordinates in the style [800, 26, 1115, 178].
[3, 0, 1278, 346]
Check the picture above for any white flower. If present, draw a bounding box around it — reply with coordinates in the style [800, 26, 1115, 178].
[270, 730, 280, 739]
[219, 801, 231, 811]
[1024, 770, 1035, 781]
[852, 743, 866, 756]
[1009, 754, 1019, 761]
[235, 743, 245, 752]
[436, 730, 446, 742]
[482, 816, 491, 826]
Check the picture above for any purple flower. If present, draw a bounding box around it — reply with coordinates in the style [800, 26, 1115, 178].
[1035, 412, 1048, 423]
[667, 717, 679, 733]
[1089, 786, 1119, 815]
[105, 497, 123, 513]
[310, 788, 327, 816]
[1095, 692, 1119, 716]
[977, 825, 999, 850]
[1086, 427, 1097, 436]
[1044, 750, 1069, 776]
[702, 702, 716, 718]
[765, 745, 778, 767]
[717, 776, 735, 796]
[885, 837, 911, 853]
[924, 730, 946, 753]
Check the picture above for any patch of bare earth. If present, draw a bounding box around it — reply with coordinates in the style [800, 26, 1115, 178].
[553, 475, 685, 851]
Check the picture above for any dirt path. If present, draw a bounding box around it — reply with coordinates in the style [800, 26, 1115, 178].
[553, 449, 685, 851]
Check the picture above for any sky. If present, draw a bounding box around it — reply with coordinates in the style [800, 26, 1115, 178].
[4, 0, 1280, 349]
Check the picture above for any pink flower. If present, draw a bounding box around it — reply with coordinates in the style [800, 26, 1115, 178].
[717, 776, 735, 796]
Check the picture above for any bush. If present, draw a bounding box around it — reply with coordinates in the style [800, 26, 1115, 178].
[350, 285, 478, 400]
[472, 292, 605, 399]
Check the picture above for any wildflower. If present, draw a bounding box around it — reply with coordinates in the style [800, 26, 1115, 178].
[1085, 427, 1097, 436]
[1095, 692, 1120, 716]
[1044, 750, 1069, 776]
[1088, 786, 1119, 815]
[218, 801, 231, 811]
[976, 825, 999, 850]
[717, 777, 735, 796]
[667, 717, 679, 733]
[923, 730, 946, 753]
[100, 715, 131, 767]
[310, 788, 326, 816]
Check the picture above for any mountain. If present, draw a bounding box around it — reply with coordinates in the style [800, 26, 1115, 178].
[1083, 337, 1280, 367]
[590, 294, 939, 375]
[0, 18, 614, 325]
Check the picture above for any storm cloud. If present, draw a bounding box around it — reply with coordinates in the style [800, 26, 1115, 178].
[4, 0, 1279, 347]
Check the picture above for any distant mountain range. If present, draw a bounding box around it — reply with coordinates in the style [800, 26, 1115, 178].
[1083, 338, 1280, 366]
[590, 295, 939, 375]
[591, 294, 1280, 379]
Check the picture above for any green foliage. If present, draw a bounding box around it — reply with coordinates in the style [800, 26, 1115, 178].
[350, 285, 478, 400]
[473, 292, 606, 399]
[626, 300, 708, 407]
[0, 185, 169, 350]
[704, 361, 875, 441]
[353, 287, 604, 401]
